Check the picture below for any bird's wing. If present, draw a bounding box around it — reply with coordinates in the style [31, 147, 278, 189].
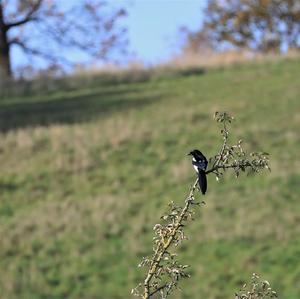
[192, 159, 207, 170]
[192, 160, 201, 166]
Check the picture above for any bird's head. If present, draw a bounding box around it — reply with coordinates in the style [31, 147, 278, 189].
[187, 149, 202, 157]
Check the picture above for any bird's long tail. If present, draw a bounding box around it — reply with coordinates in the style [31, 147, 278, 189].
[198, 169, 207, 195]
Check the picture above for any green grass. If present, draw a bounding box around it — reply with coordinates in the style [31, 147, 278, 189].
[0, 58, 299, 299]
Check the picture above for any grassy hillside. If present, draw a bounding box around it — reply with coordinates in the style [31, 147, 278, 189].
[0, 58, 299, 299]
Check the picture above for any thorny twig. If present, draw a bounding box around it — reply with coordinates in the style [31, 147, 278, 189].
[132, 112, 271, 299]
[140, 179, 198, 299]
[235, 273, 278, 299]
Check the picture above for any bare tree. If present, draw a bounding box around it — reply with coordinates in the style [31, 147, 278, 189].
[0, 0, 127, 78]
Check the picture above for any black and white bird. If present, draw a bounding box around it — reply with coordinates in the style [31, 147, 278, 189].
[188, 149, 208, 195]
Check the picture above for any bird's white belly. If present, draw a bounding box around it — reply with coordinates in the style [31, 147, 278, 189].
[193, 165, 199, 173]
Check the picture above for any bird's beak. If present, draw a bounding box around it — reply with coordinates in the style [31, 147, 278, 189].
[187, 152, 192, 156]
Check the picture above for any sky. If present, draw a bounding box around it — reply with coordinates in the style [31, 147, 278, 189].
[126, 0, 206, 64]
[11, 0, 206, 71]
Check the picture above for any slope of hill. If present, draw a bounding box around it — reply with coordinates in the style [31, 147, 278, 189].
[0, 58, 299, 299]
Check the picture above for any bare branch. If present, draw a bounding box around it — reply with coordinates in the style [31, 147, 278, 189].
[5, 0, 42, 29]
[10, 38, 72, 66]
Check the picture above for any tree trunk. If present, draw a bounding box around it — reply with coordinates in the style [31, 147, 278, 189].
[0, 4, 11, 79]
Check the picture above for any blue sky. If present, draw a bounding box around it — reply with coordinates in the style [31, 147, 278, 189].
[126, 0, 206, 64]
[12, 0, 206, 70]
